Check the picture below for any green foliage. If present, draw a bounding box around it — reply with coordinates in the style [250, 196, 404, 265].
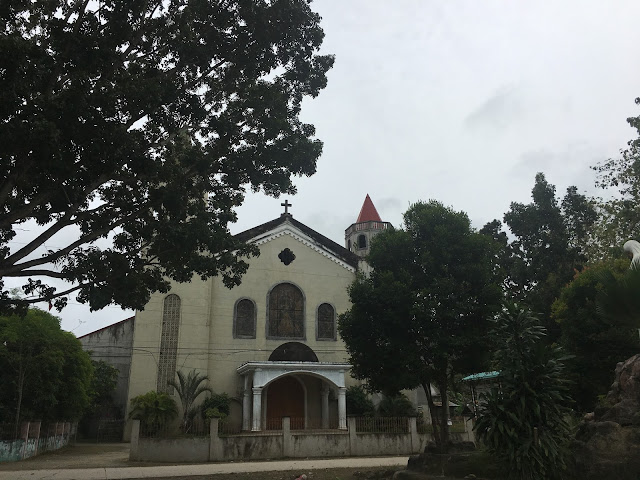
[0, 0, 334, 315]
[475, 302, 573, 480]
[339, 200, 502, 450]
[377, 394, 418, 417]
[0, 308, 93, 424]
[595, 263, 640, 328]
[501, 173, 596, 341]
[345, 386, 375, 416]
[168, 369, 211, 433]
[128, 391, 178, 433]
[590, 98, 640, 261]
[86, 360, 119, 415]
[204, 407, 227, 420]
[552, 260, 639, 412]
[201, 393, 231, 420]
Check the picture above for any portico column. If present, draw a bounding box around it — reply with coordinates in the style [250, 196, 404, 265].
[321, 386, 330, 429]
[252, 387, 263, 431]
[242, 375, 251, 431]
[338, 387, 347, 430]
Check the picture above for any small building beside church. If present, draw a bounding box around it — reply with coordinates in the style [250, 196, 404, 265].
[81, 195, 392, 438]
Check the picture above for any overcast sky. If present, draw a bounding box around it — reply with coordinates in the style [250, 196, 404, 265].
[8, 0, 640, 336]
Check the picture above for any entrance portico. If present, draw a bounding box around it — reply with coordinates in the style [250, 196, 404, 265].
[237, 361, 350, 431]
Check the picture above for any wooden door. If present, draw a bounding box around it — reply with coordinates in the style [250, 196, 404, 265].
[266, 376, 304, 429]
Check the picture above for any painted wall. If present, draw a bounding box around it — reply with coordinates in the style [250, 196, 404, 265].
[134, 437, 209, 463]
[130, 418, 474, 462]
[0, 422, 75, 463]
[79, 317, 134, 417]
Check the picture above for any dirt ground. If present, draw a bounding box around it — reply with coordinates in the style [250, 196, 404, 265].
[0, 443, 456, 480]
[129, 467, 407, 480]
[123, 470, 462, 480]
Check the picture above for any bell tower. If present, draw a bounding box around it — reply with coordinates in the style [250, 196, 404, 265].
[345, 195, 391, 272]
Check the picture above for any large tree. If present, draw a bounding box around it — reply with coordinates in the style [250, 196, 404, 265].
[338, 200, 501, 451]
[491, 173, 597, 340]
[590, 99, 640, 261]
[0, 0, 334, 314]
[0, 308, 93, 427]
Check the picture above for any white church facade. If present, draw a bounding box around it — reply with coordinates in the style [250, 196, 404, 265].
[116, 195, 390, 435]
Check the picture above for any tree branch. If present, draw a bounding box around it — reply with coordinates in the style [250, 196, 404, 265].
[0, 189, 53, 229]
[2, 210, 75, 266]
[0, 173, 110, 230]
[23, 283, 88, 304]
[1, 206, 147, 275]
[9, 270, 68, 279]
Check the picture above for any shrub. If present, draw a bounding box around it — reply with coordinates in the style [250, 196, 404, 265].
[346, 385, 375, 416]
[475, 302, 573, 480]
[168, 369, 211, 433]
[129, 391, 178, 435]
[377, 393, 418, 417]
[201, 393, 231, 420]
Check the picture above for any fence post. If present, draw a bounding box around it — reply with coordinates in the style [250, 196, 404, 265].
[282, 417, 292, 458]
[130, 420, 140, 461]
[465, 417, 476, 444]
[348, 417, 357, 457]
[409, 417, 419, 453]
[32, 421, 41, 457]
[209, 418, 222, 462]
[20, 422, 29, 460]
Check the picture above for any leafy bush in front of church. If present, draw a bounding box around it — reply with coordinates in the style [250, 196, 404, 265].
[201, 393, 231, 420]
[377, 393, 418, 417]
[346, 386, 375, 416]
[129, 391, 178, 435]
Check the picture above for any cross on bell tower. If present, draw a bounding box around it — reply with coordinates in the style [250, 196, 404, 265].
[281, 199, 292, 215]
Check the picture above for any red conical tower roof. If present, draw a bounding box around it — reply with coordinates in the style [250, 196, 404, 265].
[356, 194, 382, 223]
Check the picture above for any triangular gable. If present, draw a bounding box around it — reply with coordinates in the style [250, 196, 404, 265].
[235, 215, 358, 272]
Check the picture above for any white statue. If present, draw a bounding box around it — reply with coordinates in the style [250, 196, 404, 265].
[623, 240, 640, 268]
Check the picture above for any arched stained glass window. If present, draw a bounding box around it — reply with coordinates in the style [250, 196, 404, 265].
[317, 303, 336, 340]
[267, 283, 304, 339]
[157, 294, 181, 394]
[234, 298, 256, 338]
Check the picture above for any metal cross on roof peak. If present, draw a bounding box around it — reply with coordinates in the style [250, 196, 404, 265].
[281, 199, 292, 215]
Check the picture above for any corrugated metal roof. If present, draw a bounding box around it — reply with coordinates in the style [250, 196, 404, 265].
[461, 371, 501, 382]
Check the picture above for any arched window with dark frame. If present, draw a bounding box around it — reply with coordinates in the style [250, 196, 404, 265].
[267, 283, 305, 339]
[157, 294, 181, 394]
[358, 234, 367, 249]
[317, 303, 336, 340]
[234, 298, 256, 338]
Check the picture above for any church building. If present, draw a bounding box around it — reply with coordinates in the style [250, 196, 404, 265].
[118, 195, 391, 434]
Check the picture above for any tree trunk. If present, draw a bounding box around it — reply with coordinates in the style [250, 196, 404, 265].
[421, 381, 441, 451]
[438, 377, 450, 453]
[14, 366, 25, 440]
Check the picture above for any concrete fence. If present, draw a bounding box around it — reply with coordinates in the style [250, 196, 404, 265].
[0, 422, 76, 463]
[130, 417, 475, 463]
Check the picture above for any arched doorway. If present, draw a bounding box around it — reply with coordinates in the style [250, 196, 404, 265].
[266, 376, 305, 430]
